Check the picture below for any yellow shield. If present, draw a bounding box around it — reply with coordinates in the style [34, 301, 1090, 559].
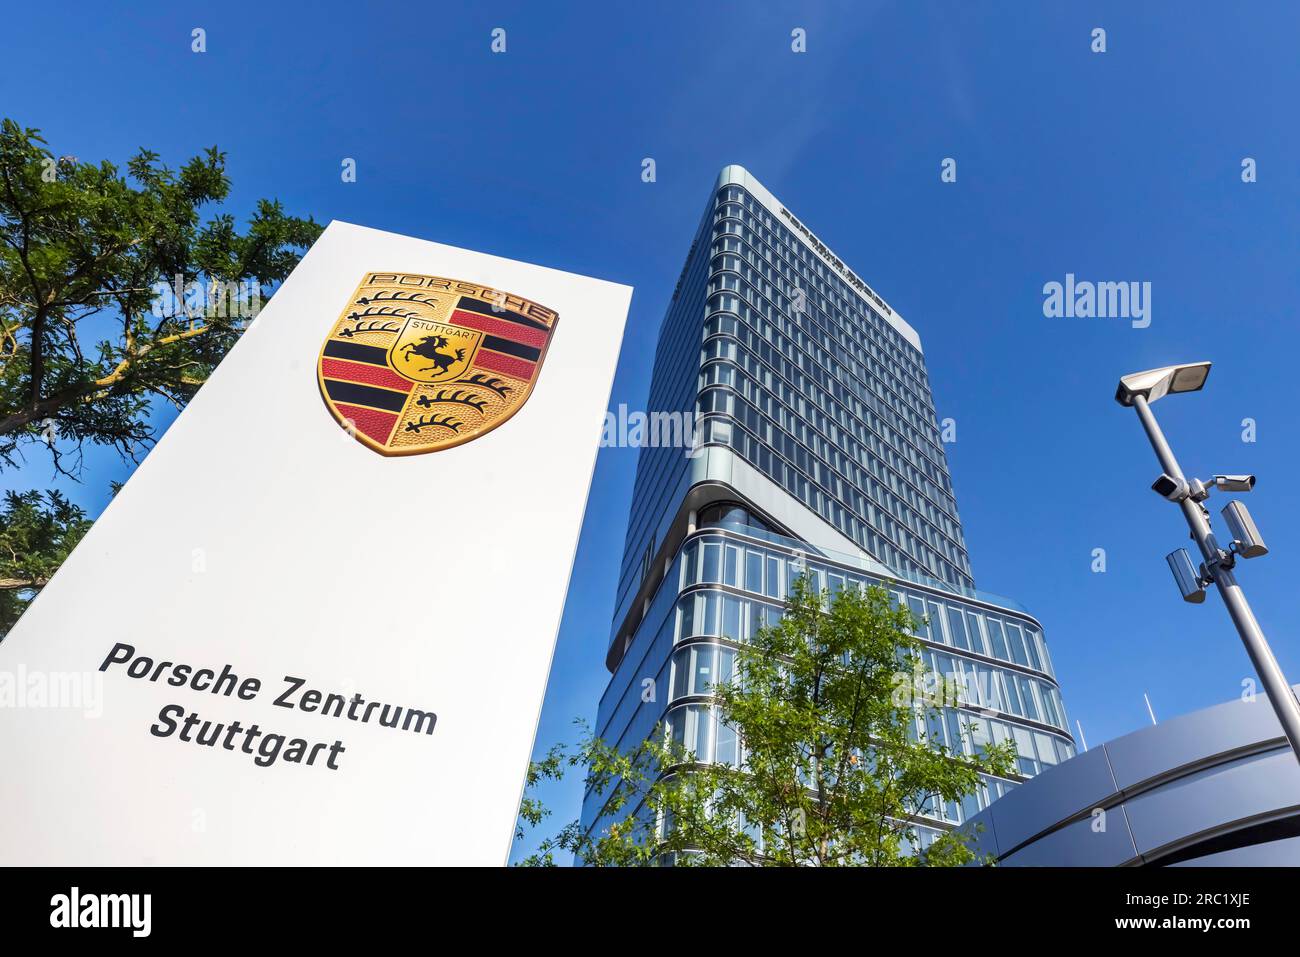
[317, 272, 559, 455]
[388, 318, 482, 384]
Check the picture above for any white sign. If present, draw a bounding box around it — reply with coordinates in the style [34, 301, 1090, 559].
[0, 222, 631, 865]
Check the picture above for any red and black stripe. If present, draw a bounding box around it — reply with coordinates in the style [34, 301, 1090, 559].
[320, 340, 411, 445]
[453, 297, 552, 382]
[456, 296, 550, 331]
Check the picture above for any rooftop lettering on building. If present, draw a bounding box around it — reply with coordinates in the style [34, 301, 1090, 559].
[778, 206, 894, 318]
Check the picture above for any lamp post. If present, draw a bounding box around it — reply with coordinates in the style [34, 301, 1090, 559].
[1116, 361, 1300, 766]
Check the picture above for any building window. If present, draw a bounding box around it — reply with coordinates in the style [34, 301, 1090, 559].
[640, 535, 655, 585]
[697, 501, 771, 532]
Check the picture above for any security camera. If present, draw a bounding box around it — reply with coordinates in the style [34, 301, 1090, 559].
[1214, 475, 1256, 492]
[1222, 500, 1268, 559]
[1151, 473, 1188, 502]
[1166, 548, 1207, 603]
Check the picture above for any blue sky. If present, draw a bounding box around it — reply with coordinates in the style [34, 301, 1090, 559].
[4, 2, 1299, 862]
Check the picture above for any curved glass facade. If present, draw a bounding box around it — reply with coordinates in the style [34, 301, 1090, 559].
[581, 166, 1074, 860]
[584, 523, 1074, 851]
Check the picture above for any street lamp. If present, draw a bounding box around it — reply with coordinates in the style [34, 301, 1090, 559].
[1116, 361, 1300, 765]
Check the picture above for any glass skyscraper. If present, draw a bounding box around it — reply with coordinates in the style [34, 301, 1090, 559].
[580, 166, 1074, 855]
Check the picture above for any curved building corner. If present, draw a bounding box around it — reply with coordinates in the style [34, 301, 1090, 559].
[962, 689, 1300, 866]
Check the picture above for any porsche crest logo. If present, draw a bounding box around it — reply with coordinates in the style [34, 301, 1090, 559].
[318, 273, 559, 455]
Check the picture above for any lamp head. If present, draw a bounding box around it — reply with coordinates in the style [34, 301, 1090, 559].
[1115, 362, 1212, 407]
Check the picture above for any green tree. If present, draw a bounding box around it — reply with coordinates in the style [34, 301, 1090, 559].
[0, 490, 92, 634]
[0, 118, 320, 633]
[0, 118, 320, 473]
[517, 577, 1015, 866]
